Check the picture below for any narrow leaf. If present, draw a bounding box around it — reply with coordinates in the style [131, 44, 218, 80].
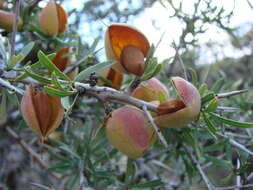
[212, 78, 224, 93]
[38, 51, 70, 81]
[51, 72, 64, 91]
[74, 61, 115, 82]
[204, 155, 231, 170]
[44, 86, 76, 97]
[125, 159, 136, 185]
[204, 139, 229, 152]
[201, 93, 215, 105]
[21, 42, 35, 57]
[0, 91, 7, 119]
[210, 112, 253, 128]
[203, 113, 217, 139]
[205, 97, 219, 112]
[188, 67, 198, 86]
[131, 179, 163, 188]
[24, 67, 51, 83]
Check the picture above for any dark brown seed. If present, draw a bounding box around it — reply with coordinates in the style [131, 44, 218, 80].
[120, 45, 145, 76]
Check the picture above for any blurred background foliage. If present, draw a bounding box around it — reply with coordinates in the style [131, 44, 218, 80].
[0, 0, 253, 190]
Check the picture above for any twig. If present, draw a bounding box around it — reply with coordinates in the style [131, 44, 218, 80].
[236, 159, 241, 190]
[229, 138, 253, 156]
[172, 42, 188, 80]
[224, 132, 251, 139]
[217, 89, 248, 99]
[151, 160, 175, 173]
[75, 82, 158, 113]
[63, 48, 102, 74]
[0, 77, 24, 95]
[10, 0, 21, 56]
[30, 182, 55, 190]
[203, 154, 225, 169]
[183, 145, 214, 190]
[79, 169, 86, 190]
[6, 126, 61, 179]
[216, 106, 240, 112]
[215, 184, 253, 190]
[217, 133, 253, 156]
[2, 74, 159, 113]
[28, 0, 43, 15]
[142, 105, 168, 147]
[247, 0, 253, 10]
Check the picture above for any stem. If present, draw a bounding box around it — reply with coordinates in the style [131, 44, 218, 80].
[6, 126, 61, 179]
[172, 42, 188, 80]
[236, 159, 241, 190]
[217, 133, 253, 156]
[215, 184, 253, 190]
[75, 82, 158, 113]
[217, 89, 248, 99]
[142, 105, 168, 147]
[0, 77, 24, 95]
[183, 145, 214, 190]
[11, 0, 21, 56]
[30, 183, 55, 190]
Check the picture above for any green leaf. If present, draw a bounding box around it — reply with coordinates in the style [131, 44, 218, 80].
[210, 112, 253, 128]
[58, 145, 80, 160]
[204, 139, 229, 152]
[141, 58, 158, 81]
[125, 159, 136, 185]
[44, 86, 76, 97]
[88, 36, 100, 54]
[47, 161, 73, 172]
[10, 42, 36, 67]
[0, 90, 7, 120]
[61, 96, 71, 110]
[38, 50, 70, 81]
[202, 113, 217, 139]
[98, 75, 113, 86]
[188, 67, 198, 86]
[74, 61, 115, 82]
[7, 54, 24, 68]
[180, 129, 196, 147]
[157, 90, 167, 103]
[51, 72, 64, 91]
[204, 155, 231, 170]
[94, 148, 118, 165]
[152, 63, 163, 77]
[131, 179, 163, 188]
[24, 66, 51, 83]
[199, 83, 208, 96]
[145, 44, 156, 64]
[211, 78, 224, 93]
[205, 97, 219, 112]
[21, 42, 35, 58]
[201, 92, 215, 105]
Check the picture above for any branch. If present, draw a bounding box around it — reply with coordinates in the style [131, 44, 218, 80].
[217, 133, 253, 156]
[0, 77, 24, 95]
[215, 184, 253, 190]
[30, 182, 55, 190]
[6, 126, 61, 179]
[11, 0, 21, 56]
[74, 82, 158, 113]
[236, 159, 241, 190]
[217, 89, 248, 99]
[172, 42, 188, 80]
[142, 105, 168, 147]
[63, 48, 102, 74]
[183, 145, 215, 190]
[28, 0, 43, 15]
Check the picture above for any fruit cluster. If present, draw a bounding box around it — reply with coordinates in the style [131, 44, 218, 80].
[14, 1, 201, 158]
